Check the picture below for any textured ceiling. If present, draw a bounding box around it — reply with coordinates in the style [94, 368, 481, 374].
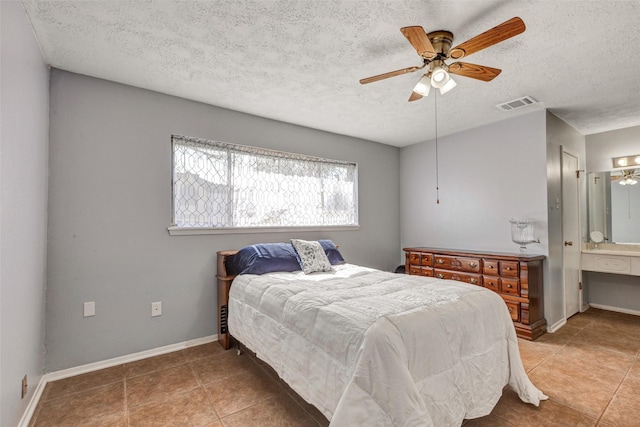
[20, 0, 640, 147]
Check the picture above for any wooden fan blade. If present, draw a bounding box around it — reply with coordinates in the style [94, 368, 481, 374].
[408, 91, 423, 102]
[448, 62, 502, 81]
[359, 66, 420, 84]
[400, 26, 437, 59]
[448, 17, 525, 60]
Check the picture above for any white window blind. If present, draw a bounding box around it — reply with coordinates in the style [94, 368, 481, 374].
[171, 135, 358, 230]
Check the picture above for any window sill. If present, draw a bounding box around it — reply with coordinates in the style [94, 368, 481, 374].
[167, 225, 360, 236]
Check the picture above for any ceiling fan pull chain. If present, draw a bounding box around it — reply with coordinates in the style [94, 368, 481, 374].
[435, 91, 440, 204]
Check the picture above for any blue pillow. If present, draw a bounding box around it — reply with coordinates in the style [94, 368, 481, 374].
[318, 240, 346, 265]
[227, 243, 301, 275]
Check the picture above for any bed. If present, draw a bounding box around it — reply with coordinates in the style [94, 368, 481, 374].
[216, 240, 547, 426]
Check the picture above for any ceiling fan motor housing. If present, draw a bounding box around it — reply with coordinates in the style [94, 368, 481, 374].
[426, 31, 454, 58]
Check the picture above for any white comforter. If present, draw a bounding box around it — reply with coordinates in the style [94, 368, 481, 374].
[228, 264, 547, 426]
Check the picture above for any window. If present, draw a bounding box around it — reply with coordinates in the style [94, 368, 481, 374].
[170, 135, 358, 233]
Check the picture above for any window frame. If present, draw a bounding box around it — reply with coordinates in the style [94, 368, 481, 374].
[168, 135, 360, 236]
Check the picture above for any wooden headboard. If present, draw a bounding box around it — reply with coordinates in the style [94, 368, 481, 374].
[216, 250, 238, 350]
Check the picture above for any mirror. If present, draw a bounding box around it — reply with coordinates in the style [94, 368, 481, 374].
[587, 168, 640, 244]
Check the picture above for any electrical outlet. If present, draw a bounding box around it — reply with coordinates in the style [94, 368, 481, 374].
[21, 375, 28, 398]
[151, 301, 162, 317]
[83, 301, 95, 317]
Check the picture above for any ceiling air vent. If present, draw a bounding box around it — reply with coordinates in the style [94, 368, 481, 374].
[496, 96, 538, 111]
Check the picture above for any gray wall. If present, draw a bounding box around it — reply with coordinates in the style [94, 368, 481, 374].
[400, 109, 588, 330]
[46, 69, 400, 372]
[545, 112, 587, 325]
[585, 125, 640, 172]
[0, 2, 50, 426]
[584, 125, 640, 310]
[400, 110, 548, 255]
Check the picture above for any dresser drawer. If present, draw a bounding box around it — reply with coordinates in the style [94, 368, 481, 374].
[483, 276, 500, 292]
[434, 269, 482, 286]
[433, 255, 481, 273]
[504, 301, 520, 321]
[420, 267, 433, 277]
[483, 260, 499, 275]
[408, 252, 420, 266]
[409, 266, 421, 275]
[420, 253, 433, 267]
[501, 278, 520, 295]
[500, 261, 519, 277]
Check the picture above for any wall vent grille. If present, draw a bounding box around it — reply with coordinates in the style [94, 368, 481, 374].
[496, 96, 538, 111]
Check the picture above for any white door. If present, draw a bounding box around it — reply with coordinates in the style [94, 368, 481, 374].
[562, 150, 581, 318]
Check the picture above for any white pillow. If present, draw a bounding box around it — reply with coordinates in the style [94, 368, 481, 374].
[290, 239, 334, 274]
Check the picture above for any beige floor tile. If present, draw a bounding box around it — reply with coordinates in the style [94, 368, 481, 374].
[566, 313, 597, 330]
[42, 365, 125, 401]
[518, 338, 557, 372]
[614, 373, 640, 399]
[126, 363, 200, 408]
[184, 341, 227, 362]
[576, 308, 607, 318]
[128, 386, 218, 426]
[205, 364, 282, 418]
[549, 323, 584, 339]
[279, 387, 329, 427]
[533, 329, 573, 348]
[572, 327, 640, 356]
[124, 350, 188, 378]
[590, 315, 640, 338]
[191, 351, 255, 385]
[463, 414, 516, 426]
[527, 353, 625, 418]
[598, 310, 640, 322]
[219, 392, 319, 427]
[33, 382, 125, 427]
[600, 375, 640, 426]
[490, 389, 597, 426]
[627, 358, 640, 378]
[28, 308, 640, 427]
[558, 338, 636, 373]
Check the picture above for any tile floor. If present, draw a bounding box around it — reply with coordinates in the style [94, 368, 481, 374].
[29, 307, 640, 426]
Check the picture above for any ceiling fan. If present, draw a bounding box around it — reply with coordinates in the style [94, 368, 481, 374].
[359, 17, 526, 101]
[612, 169, 639, 186]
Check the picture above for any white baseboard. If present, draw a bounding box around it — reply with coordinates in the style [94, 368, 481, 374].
[588, 304, 640, 317]
[17, 374, 48, 427]
[546, 318, 567, 333]
[17, 334, 218, 427]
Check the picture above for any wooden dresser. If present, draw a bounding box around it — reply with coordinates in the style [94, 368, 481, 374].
[403, 247, 546, 340]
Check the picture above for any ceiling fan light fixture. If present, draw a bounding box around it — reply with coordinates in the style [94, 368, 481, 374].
[430, 67, 449, 88]
[439, 77, 457, 95]
[619, 177, 638, 186]
[413, 75, 431, 96]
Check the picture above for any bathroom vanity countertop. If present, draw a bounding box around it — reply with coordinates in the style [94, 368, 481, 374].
[582, 249, 640, 257]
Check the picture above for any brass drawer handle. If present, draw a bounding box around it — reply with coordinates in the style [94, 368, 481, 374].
[436, 259, 444, 264]
[505, 267, 512, 271]
[488, 265, 494, 269]
[508, 307, 513, 312]
[470, 278, 477, 284]
[469, 262, 478, 268]
[507, 284, 513, 288]
[436, 273, 444, 279]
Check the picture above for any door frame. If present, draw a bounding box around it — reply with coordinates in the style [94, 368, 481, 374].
[560, 146, 583, 320]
